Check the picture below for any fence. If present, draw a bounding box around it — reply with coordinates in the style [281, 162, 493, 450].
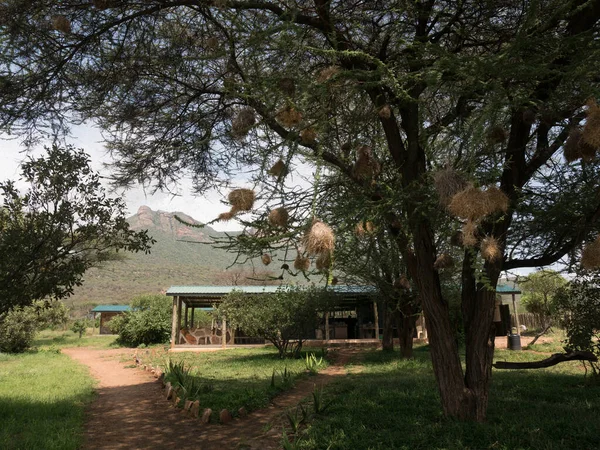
[511, 313, 544, 330]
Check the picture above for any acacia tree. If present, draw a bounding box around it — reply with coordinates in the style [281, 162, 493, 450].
[0, 145, 154, 315]
[2, 1, 600, 421]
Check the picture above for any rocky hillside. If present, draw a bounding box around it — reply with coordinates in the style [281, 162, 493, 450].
[66, 206, 249, 308]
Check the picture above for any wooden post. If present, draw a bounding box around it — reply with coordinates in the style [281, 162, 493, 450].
[170, 296, 179, 348]
[512, 293, 521, 335]
[325, 312, 330, 341]
[184, 303, 189, 329]
[222, 317, 227, 349]
[190, 306, 195, 329]
[374, 301, 380, 342]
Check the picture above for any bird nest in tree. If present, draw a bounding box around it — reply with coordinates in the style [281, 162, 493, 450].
[486, 125, 508, 144]
[278, 77, 296, 96]
[315, 251, 331, 272]
[268, 159, 287, 177]
[394, 276, 411, 290]
[52, 15, 71, 34]
[268, 207, 289, 227]
[565, 127, 597, 162]
[317, 66, 340, 83]
[583, 99, 600, 149]
[300, 127, 317, 145]
[218, 211, 235, 222]
[331, 276, 339, 285]
[205, 36, 220, 50]
[355, 220, 375, 237]
[228, 188, 255, 212]
[581, 236, 600, 269]
[294, 254, 310, 271]
[276, 105, 302, 127]
[433, 166, 468, 206]
[305, 220, 335, 255]
[353, 146, 381, 180]
[480, 236, 502, 262]
[261, 253, 272, 265]
[378, 105, 391, 119]
[461, 220, 478, 247]
[434, 254, 454, 270]
[448, 185, 509, 220]
[231, 108, 256, 138]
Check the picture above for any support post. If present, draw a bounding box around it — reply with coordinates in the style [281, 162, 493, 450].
[176, 296, 182, 345]
[512, 293, 521, 335]
[190, 307, 195, 329]
[184, 303, 189, 329]
[170, 296, 179, 348]
[325, 312, 330, 341]
[222, 317, 227, 349]
[374, 301, 380, 342]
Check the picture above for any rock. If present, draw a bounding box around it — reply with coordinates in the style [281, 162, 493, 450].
[173, 395, 181, 407]
[191, 400, 200, 418]
[219, 409, 232, 424]
[201, 408, 212, 424]
[238, 407, 248, 418]
[184, 400, 193, 411]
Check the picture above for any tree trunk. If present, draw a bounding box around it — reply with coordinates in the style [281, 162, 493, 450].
[395, 305, 417, 358]
[382, 302, 394, 352]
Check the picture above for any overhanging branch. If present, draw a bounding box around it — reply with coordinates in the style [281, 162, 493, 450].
[493, 351, 597, 370]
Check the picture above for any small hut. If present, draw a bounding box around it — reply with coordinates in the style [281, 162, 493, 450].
[91, 305, 131, 334]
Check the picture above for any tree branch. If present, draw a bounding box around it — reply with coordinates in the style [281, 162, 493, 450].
[493, 351, 597, 369]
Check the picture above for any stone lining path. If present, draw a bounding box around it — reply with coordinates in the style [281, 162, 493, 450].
[63, 347, 359, 450]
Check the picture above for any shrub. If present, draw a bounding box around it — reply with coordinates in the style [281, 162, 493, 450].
[110, 295, 172, 347]
[71, 319, 88, 338]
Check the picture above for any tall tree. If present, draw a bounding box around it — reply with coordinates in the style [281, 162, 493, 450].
[0, 145, 154, 315]
[2, 1, 600, 421]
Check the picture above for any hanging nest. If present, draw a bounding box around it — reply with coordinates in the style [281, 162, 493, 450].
[268, 207, 289, 227]
[434, 254, 455, 270]
[581, 236, 600, 269]
[378, 105, 391, 119]
[390, 219, 403, 231]
[486, 125, 508, 144]
[300, 127, 317, 145]
[564, 128, 596, 162]
[353, 146, 381, 180]
[450, 230, 463, 247]
[268, 159, 287, 178]
[433, 166, 468, 207]
[305, 220, 335, 255]
[462, 220, 479, 247]
[582, 99, 600, 149]
[331, 276, 339, 285]
[52, 15, 71, 34]
[522, 109, 537, 125]
[355, 222, 365, 237]
[261, 253, 272, 266]
[480, 236, 502, 262]
[294, 254, 310, 271]
[278, 77, 296, 96]
[217, 210, 235, 222]
[205, 36, 220, 50]
[281, 263, 290, 271]
[448, 185, 509, 220]
[394, 276, 411, 290]
[276, 105, 303, 127]
[228, 188, 255, 212]
[355, 220, 375, 237]
[231, 107, 256, 138]
[317, 65, 340, 83]
[315, 251, 331, 272]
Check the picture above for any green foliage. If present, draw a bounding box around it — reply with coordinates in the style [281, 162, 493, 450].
[311, 384, 333, 415]
[0, 145, 154, 316]
[110, 295, 171, 347]
[217, 286, 335, 358]
[555, 273, 600, 378]
[520, 270, 566, 327]
[164, 359, 213, 401]
[304, 353, 325, 375]
[70, 320, 88, 339]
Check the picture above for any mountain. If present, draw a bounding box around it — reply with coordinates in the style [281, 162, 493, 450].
[66, 206, 245, 308]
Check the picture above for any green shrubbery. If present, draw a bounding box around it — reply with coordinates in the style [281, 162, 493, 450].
[110, 294, 172, 347]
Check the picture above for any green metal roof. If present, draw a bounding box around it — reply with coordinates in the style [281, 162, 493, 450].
[496, 284, 521, 294]
[91, 305, 131, 313]
[166, 285, 377, 297]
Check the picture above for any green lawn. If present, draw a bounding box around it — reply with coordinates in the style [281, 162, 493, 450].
[0, 350, 96, 450]
[34, 328, 120, 350]
[148, 347, 328, 422]
[291, 345, 600, 450]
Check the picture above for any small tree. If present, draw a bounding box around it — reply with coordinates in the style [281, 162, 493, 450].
[520, 270, 566, 345]
[555, 274, 600, 380]
[71, 319, 88, 339]
[218, 287, 334, 358]
[110, 295, 172, 347]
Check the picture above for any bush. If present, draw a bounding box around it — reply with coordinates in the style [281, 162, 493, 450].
[71, 319, 88, 338]
[110, 295, 172, 347]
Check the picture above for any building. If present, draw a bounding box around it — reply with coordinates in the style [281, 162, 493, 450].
[91, 305, 131, 334]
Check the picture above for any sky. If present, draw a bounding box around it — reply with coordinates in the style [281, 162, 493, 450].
[0, 125, 244, 232]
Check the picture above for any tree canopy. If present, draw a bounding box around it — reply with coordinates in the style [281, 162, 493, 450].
[0, 145, 154, 315]
[2, 0, 600, 421]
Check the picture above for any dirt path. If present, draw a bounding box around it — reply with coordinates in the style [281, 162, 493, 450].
[63, 347, 360, 450]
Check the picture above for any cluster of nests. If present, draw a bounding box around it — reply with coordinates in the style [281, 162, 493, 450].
[582, 236, 600, 270]
[433, 166, 509, 263]
[340, 144, 381, 181]
[290, 221, 335, 275]
[564, 100, 600, 163]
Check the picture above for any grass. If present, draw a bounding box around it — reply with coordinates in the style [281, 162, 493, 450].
[0, 350, 96, 450]
[33, 328, 119, 350]
[147, 347, 329, 422]
[291, 345, 600, 450]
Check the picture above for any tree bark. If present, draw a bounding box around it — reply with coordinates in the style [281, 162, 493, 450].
[494, 351, 597, 369]
[382, 302, 394, 352]
[395, 305, 417, 358]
